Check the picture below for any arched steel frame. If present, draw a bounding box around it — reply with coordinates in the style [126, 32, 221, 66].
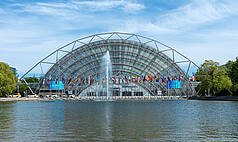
[21, 32, 199, 97]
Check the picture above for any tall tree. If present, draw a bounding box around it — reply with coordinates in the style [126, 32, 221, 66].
[196, 60, 232, 96]
[226, 57, 238, 85]
[0, 62, 17, 97]
[226, 57, 238, 95]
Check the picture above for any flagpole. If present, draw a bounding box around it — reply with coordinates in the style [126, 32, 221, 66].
[167, 70, 169, 97]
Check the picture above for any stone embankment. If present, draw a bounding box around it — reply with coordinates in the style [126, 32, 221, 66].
[0, 97, 50, 102]
[0, 96, 185, 101]
[188, 96, 238, 101]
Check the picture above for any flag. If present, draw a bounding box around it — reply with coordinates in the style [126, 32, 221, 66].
[153, 75, 157, 80]
[55, 76, 58, 84]
[131, 75, 136, 83]
[125, 76, 129, 84]
[68, 77, 72, 85]
[75, 76, 79, 84]
[121, 76, 125, 84]
[168, 76, 171, 82]
[156, 76, 160, 82]
[178, 75, 181, 81]
[143, 75, 147, 82]
[150, 76, 153, 82]
[80, 76, 83, 84]
[148, 76, 151, 82]
[49, 75, 52, 82]
[90, 76, 94, 85]
[135, 75, 138, 83]
[132, 75, 135, 80]
[175, 75, 178, 80]
[193, 73, 197, 81]
[62, 76, 65, 84]
[112, 76, 115, 84]
[187, 77, 191, 82]
[138, 76, 141, 83]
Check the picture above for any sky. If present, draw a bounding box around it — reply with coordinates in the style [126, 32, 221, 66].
[0, 0, 238, 74]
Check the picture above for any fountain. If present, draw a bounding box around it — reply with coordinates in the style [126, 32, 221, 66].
[98, 50, 112, 100]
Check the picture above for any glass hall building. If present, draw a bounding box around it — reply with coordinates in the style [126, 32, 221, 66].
[21, 32, 198, 97]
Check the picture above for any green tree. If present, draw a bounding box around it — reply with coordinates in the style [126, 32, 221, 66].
[196, 60, 232, 96]
[0, 62, 17, 97]
[18, 77, 39, 95]
[18, 83, 29, 95]
[230, 84, 238, 96]
[25, 77, 39, 83]
[226, 57, 238, 85]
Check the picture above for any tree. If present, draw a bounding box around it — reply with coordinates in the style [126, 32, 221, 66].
[213, 66, 232, 96]
[226, 57, 238, 85]
[196, 60, 232, 96]
[0, 62, 17, 97]
[18, 77, 39, 95]
[231, 84, 238, 96]
[25, 77, 39, 83]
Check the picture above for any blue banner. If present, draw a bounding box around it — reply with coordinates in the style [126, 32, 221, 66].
[166, 80, 181, 89]
[49, 81, 64, 90]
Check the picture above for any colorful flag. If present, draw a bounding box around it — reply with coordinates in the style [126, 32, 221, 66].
[168, 76, 171, 82]
[156, 76, 160, 82]
[75, 76, 79, 84]
[178, 75, 181, 81]
[62, 76, 65, 84]
[112, 76, 115, 84]
[49, 75, 52, 82]
[148, 76, 151, 82]
[143, 76, 147, 82]
[68, 77, 72, 85]
[193, 73, 197, 81]
[55, 76, 58, 84]
[125, 76, 129, 84]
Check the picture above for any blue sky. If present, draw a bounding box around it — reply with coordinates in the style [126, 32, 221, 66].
[0, 0, 238, 74]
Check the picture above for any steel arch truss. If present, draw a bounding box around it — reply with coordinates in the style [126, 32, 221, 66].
[21, 32, 199, 97]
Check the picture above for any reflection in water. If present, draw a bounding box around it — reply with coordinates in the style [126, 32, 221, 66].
[0, 102, 16, 140]
[103, 102, 112, 141]
[0, 101, 238, 141]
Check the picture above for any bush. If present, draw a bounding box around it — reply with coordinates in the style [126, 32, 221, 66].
[231, 84, 238, 96]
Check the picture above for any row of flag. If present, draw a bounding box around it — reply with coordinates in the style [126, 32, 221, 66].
[45, 74, 196, 85]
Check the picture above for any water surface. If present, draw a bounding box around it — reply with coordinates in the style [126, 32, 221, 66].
[0, 100, 238, 141]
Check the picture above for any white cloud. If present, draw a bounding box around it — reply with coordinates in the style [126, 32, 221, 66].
[70, 0, 145, 12]
[116, 0, 238, 34]
[111, 20, 175, 34]
[15, 0, 145, 17]
[157, 0, 238, 31]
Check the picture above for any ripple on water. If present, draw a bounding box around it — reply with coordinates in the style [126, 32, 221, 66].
[0, 101, 238, 141]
